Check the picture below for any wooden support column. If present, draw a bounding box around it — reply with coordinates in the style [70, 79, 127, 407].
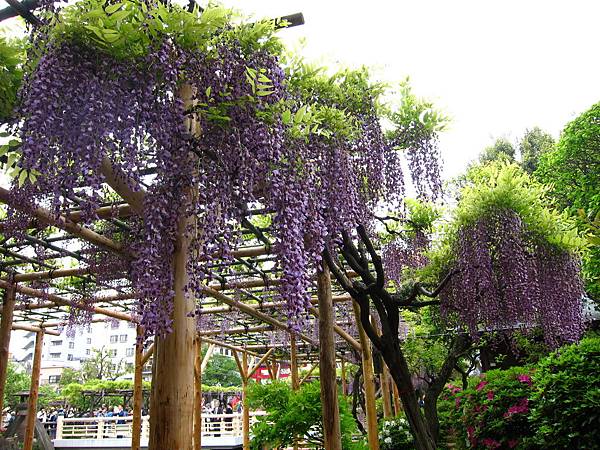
[290, 334, 299, 391]
[233, 351, 251, 450]
[132, 326, 144, 450]
[149, 84, 197, 450]
[352, 302, 380, 450]
[341, 358, 347, 396]
[381, 363, 393, 418]
[0, 279, 16, 423]
[317, 264, 342, 450]
[23, 329, 43, 450]
[194, 337, 202, 450]
[393, 382, 402, 416]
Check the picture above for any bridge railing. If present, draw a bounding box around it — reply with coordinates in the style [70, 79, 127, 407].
[56, 413, 259, 440]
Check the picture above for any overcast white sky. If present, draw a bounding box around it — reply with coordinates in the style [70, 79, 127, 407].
[218, 0, 600, 178]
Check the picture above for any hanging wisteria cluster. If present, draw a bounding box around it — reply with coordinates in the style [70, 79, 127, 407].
[440, 208, 585, 347]
[4, 0, 444, 336]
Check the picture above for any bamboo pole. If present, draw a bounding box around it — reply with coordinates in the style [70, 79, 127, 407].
[23, 329, 43, 450]
[0, 280, 16, 425]
[299, 363, 318, 385]
[132, 326, 144, 450]
[317, 265, 342, 450]
[352, 302, 380, 450]
[99, 156, 145, 215]
[194, 337, 202, 450]
[11, 324, 60, 336]
[148, 84, 197, 450]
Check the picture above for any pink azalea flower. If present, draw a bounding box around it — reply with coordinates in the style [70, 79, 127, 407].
[508, 439, 519, 448]
[503, 398, 529, 418]
[455, 397, 461, 408]
[476, 381, 489, 391]
[517, 374, 533, 386]
[481, 438, 501, 448]
[487, 390, 494, 400]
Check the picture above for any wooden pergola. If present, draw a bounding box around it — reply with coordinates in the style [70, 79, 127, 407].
[0, 7, 400, 450]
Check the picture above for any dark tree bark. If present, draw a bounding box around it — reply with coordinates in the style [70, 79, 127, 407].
[325, 225, 464, 450]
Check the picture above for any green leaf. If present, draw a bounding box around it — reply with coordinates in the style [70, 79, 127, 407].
[105, 2, 123, 14]
[294, 105, 307, 124]
[256, 90, 274, 97]
[18, 169, 27, 187]
[281, 109, 292, 125]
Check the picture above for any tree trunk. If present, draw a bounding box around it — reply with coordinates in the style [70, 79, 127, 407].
[381, 340, 436, 450]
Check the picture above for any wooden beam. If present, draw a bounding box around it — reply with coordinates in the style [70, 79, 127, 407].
[352, 301, 379, 450]
[246, 348, 274, 379]
[299, 363, 318, 385]
[23, 329, 43, 450]
[131, 326, 144, 450]
[99, 157, 145, 215]
[198, 325, 272, 337]
[200, 285, 317, 347]
[317, 265, 342, 450]
[200, 343, 215, 373]
[12, 267, 91, 283]
[201, 337, 259, 357]
[381, 362, 393, 418]
[12, 324, 61, 336]
[0, 187, 124, 254]
[0, 280, 133, 322]
[0, 280, 16, 424]
[141, 343, 154, 366]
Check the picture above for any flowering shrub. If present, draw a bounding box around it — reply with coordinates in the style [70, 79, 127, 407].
[448, 367, 536, 449]
[379, 416, 414, 450]
[529, 336, 600, 449]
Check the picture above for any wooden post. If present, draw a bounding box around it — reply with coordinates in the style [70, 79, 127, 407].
[149, 84, 198, 450]
[341, 358, 347, 396]
[23, 329, 43, 450]
[194, 337, 202, 450]
[393, 382, 402, 416]
[352, 302, 380, 450]
[381, 363, 393, 418]
[241, 352, 250, 450]
[290, 334, 299, 391]
[317, 264, 342, 450]
[132, 326, 144, 450]
[0, 279, 16, 424]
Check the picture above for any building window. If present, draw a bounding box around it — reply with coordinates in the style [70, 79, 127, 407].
[68, 342, 75, 349]
[86, 338, 92, 345]
[50, 353, 60, 359]
[67, 354, 74, 361]
[108, 349, 117, 357]
[126, 348, 134, 357]
[111, 321, 119, 329]
[48, 375, 61, 384]
[51, 340, 62, 346]
[119, 334, 127, 343]
[110, 335, 118, 343]
[86, 349, 90, 355]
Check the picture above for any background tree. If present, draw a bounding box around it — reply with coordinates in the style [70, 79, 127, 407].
[2, 362, 29, 410]
[58, 367, 83, 387]
[80, 347, 127, 381]
[537, 101, 600, 301]
[519, 127, 554, 173]
[201, 353, 241, 387]
[326, 163, 586, 449]
[478, 137, 515, 164]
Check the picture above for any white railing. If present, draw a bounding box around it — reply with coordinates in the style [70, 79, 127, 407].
[56, 413, 260, 440]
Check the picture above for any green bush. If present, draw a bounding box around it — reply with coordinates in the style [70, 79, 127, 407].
[529, 336, 600, 449]
[247, 381, 365, 450]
